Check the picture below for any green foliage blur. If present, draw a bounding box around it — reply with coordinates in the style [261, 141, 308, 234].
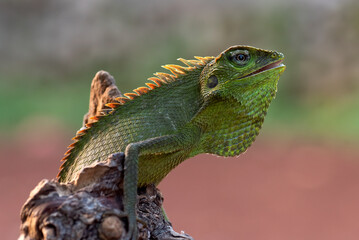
[1, 0, 358, 141]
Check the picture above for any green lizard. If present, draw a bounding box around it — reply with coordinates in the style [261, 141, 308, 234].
[58, 45, 285, 239]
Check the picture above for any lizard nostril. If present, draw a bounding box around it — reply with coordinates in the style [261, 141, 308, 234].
[271, 51, 284, 59]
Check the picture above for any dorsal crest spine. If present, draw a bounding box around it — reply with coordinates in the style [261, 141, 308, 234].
[107, 56, 213, 111]
[98, 56, 213, 118]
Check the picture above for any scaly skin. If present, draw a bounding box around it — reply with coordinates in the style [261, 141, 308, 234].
[58, 45, 285, 239]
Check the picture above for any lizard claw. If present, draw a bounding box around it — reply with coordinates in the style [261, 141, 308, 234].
[124, 224, 138, 240]
[123, 216, 138, 240]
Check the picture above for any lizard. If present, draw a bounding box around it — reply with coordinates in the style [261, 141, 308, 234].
[57, 45, 285, 240]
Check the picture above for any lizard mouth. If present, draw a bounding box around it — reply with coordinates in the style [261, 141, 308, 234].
[241, 60, 284, 79]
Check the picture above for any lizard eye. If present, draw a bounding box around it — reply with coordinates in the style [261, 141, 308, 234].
[236, 54, 247, 62]
[207, 75, 218, 88]
[230, 50, 250, 66]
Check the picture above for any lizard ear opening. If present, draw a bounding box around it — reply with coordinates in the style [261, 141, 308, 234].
[207, 75, 218, 88]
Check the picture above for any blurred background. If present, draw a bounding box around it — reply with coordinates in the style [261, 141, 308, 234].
[1, 0, 359, 239]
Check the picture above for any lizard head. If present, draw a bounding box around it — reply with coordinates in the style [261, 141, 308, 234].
[196, 46, 285, 156]
[200, 45, 285, 104]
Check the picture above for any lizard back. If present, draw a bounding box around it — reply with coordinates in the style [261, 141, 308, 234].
[58, 57, 213, 183]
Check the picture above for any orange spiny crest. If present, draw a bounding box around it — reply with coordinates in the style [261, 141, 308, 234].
[124, 93, 138, 100]
[177, 58, 194, 67]
[90, 116, 101, 121]
[194, 56, 214, 65]
[146, 83, 158, 90]
[64, 148, 73, 155]
[86, 122, 95, 128]
[59, 158, 70, 173]
[169, 64, 187, 74]
[154, 72, 175, 83]
[178, 57, 211, 67]
[68, 142, 76, 148]
[194, 56, 208, 64]
[115, 97, 131, 104]
[203, 56, 214, 63]
[105, 103, 121, 108]
[72, 135, 82, 141]
[61, 155, 69, 162]
[188, 59, 205, 66]
[76, 127, 87, 135]
[148, 77, 165, 87]
[134, 87, 150, 95]
[76, 128, 88, 135]
[162, 64, 186, 76]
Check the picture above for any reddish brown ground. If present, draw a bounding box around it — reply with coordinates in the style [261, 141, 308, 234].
[1, 126, 359, 240]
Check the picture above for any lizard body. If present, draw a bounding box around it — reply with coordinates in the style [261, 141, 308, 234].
[58, 45, 285, 239]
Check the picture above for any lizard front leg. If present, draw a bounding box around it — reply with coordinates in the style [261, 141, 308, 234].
[123, 125, 201, 240]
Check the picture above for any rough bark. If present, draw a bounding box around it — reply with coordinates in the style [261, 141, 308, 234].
[19, 71, 193, 240]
